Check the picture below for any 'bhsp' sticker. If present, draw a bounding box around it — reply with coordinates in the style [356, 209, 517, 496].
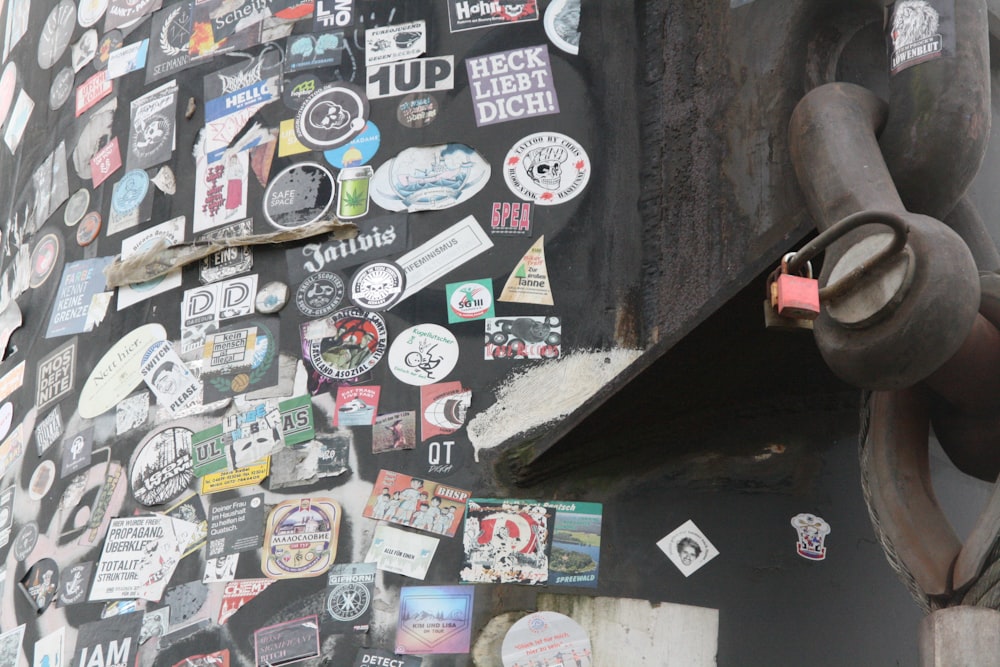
[366, 55, 454, 100]
[387, 324, 459, 386]
[504, 132, 590, 205]
[791, 513, 830, 561]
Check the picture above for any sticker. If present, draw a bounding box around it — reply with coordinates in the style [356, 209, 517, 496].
[45, 257, 114, 338]
[262, 498, 341, 579]
[336, 165, 373, 219]
[140, 608, 170, 643]
[269, 431, 349, 489]
[254, 615, 321, 666]
[208, 493, 265, 558]
[49, 66, 75, 110]
[60, 429, 93, 478]
[129, 426, 194, 506]
[0, 62, 15, 125]
[279, 395, 315, 446]
[283, 72, 325, 110]
[72, 29, 99, 72]
[791, 512, 831, 561]
[397, 93, 438, 128]
[365, 20, 426, 66]
[192, 151, 249, 232]
[354, 649, 421, 667]
[112, 169, 150, 214]
[364, 524, 438, 579]
[29, 234, 61, 288]
[116, 216, 186, 310]
[33, 627, 66, 667]
[36, 338, 77, 412]
[57, 562, 93, 606]
[420, 437, 467, 479]
[364, 469, 470, 537]
[371, 143, 489, 212]
[191, 402, 283, 476]
[105, 0, 162, 31]
[324, 120, 380, 168]
[189, 0, 262, 59]
[446, 279, 494, 323]
[0, 424, 25, 481]
[333, 385, 379, 426]
[501, 611, 592, 667]
[4, 91, 33, 153]
[387, 324, 459, 386]
[140, 341, 201, 415]
[12, 521, 39, 561]
[499, 236, 553, 305]
[198, 218, 254, 284]
[77, 323, 167, 418]
[218, 578, 273, 624]
[0, 362, 24, 405]
[91, 515, 197, 601]
[64, 189, 90, 226]
[90, 137, 122, 188]
[505, 132, 590, 205]
[545, 0, 581, 54]
[0, 403, 11, 442]
[288, 212, 408, 279]
[28, 461, 56, 500]
[78, 0, 109, 27]
[35, 408, 63, 456]
[887, 0, 954, 74]
[301, 308, 387, 381]
[294, 82, 369, 150]
[657, 519, 719, 577]
[145, 1, 196, 84]
[278, 118, 310, 157]
[545, 500, 603, 587]
[420, 381, 471, 441]
[116, 392, 149, 435]
[466, 45, 559, 126]
[326, 563, 375, 632]
[286, 32, 344, 72]
[76, 212, 103, 245]
[203, 49, 281, 162]
[257, 281, 289, 313]
[107, 38, 149, 79]
[95, 30, 123, 69]
[38, 0, 77, 69]
[0, 487, 12, 547]
[75, 70, 113, 117]
[484, 316, 561, 359]
[126, 79, 177, 170]
[372, 411, 416, 453]
[367, 56, 454, 100]
[395, 585, 473, 654]
[202, 319, 280, 403]
[72, 101, 116, 180]
[461, 499, 553, 584]
[447, 0, 538, 31]
[180, 275, 258, 355]
[349, 261, 404, 310]
[201, 458, 270, 494]
[263, 162, 336, 230]
[314, 0, 354, 30]
[3, 0, 29, 62]
[395, 215, 494, 303]
[19, 558, 59, 612]
[296, 271, 345, 317]
[0, 627, 24, 664]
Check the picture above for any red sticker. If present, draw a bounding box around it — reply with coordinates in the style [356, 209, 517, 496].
[90, 137, 122, 187]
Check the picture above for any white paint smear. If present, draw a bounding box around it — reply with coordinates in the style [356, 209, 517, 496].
[467, 349, 643, 461]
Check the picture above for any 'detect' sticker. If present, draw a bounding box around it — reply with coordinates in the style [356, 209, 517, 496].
[262, 497, 340, 579]
[791, 513, 831, 561]
[504, 132, 590, 205]
[657, 519, 719, 577]
[387, 324, 459, 386]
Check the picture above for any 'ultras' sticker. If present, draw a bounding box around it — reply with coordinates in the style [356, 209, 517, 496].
[262, 497, 340, 579]
[504, 132, 590, 205]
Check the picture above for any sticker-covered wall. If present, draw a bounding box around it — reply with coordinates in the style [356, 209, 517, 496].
[0, 0, 650, 664]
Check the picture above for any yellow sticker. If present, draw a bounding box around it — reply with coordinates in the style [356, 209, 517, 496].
[200, 457, 271, 494]
[498, 235, 553, 305]
[278, 119, 309, 157]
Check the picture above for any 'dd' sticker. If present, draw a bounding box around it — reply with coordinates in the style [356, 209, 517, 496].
[545, 0, 581, 55]
[371, 143, 489, 212]
[128, 426, 194, 507]
[180, 274, 258, 355]
[295, 82, 369, 150]
[791, 512, 831, 561]
[301, 308, 387, 382]
[395, 585, 473, 655]
[387, 324, 459, 386]
[262, 498, 340, 579]
[446, 279, 494, 323]
[372, 411, 416, 454]
[499, 236, 553, 305]
[484, 316, 561, 360]
[447, 0, 538, 31]
[365, 20, 426, 66]
[657, 519, 719, 577]
[263, 162, 336, 230]
[366, 56, 454, 100]
[334, 385, 379, 426]
[420, 381, 470, 441]
[466, 45, 559, 127]
[504, 132, 590, 205]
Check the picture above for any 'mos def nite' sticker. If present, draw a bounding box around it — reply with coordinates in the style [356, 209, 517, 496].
[387, 324, 459, 386]
[504, 132, 590, 205]
[262, 498, 340, 579]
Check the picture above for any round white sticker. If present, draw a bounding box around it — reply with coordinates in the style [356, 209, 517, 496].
[387, 324, 459, 386]
[503, 132, 590, 206]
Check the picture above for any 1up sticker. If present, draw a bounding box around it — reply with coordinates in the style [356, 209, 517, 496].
[366, 56, 454, 100]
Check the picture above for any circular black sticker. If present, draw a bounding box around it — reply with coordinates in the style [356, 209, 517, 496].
[397, 93, 439, 128]
[29, 234, 61, 288]
[12, 521, 39, 561]
[283, 73, 324, 111]
[263, 162, 335, 230]
[294, 83, 369, 150]
[38, 0, 77, 70]
[349, 261, 405, 311]
[296, 271, 345, 317]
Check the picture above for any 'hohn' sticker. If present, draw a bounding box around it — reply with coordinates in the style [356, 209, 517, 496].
[504, 132, 590, 205]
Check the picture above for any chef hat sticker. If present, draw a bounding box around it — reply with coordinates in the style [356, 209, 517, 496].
[791, 513, 830, 561]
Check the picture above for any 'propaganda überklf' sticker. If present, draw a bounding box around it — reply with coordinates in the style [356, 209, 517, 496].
[263, 162, 336, 230]
[791, 513, 831, 561]
[301, 308, 387, 381]
[387, 324, 459, 386]
[504, 132, 590, 205]
[657, 519, 719, 577]
[295, 83, 369, 150]
[371, 143, 490, 212]
[262, 498, 340, 579]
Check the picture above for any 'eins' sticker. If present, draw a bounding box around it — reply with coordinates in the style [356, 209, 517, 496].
[504, 132, 590, 205]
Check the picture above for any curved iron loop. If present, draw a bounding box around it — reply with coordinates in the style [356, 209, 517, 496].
[787, 210, 909, 301]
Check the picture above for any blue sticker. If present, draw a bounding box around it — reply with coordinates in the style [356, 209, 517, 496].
[112, 169, 150, 214]
[324, 121, 380, 169]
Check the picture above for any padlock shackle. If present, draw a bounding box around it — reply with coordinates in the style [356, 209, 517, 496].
[787, 209, 909, 301]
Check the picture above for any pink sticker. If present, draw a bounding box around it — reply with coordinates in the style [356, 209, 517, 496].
[75, 70, 112, 117]
[90, 137, 122, 187]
